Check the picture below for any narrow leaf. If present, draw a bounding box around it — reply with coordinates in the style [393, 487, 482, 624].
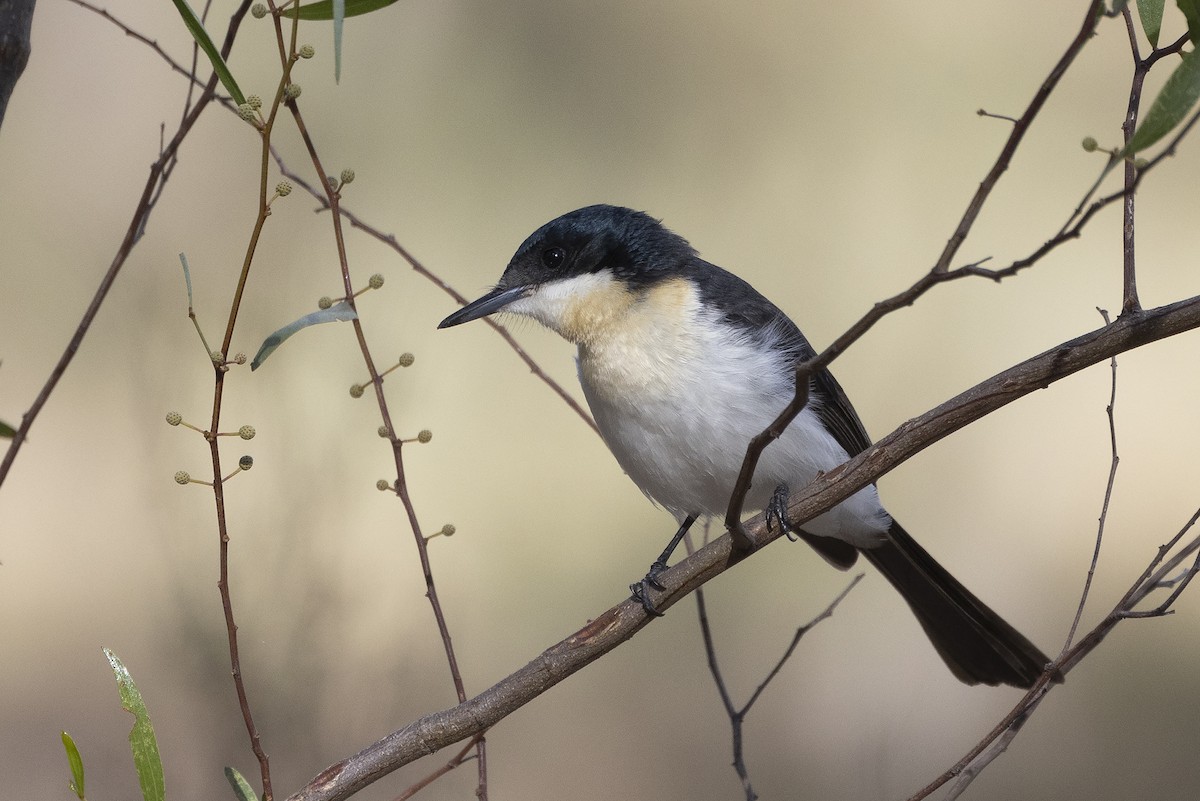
[1137, 0, 1165, 46]
[0, 420, 15, 438]
[61, 731, 86, 800]
[335, 0, 345, 82]
[250, 301, 359, 370]
[224, 766, 260, 801]
[1180, 0, 1200, 44]
[281, 0, 401, 20]
[1121, 50, 1200, 156]
[104, 648, 166, 801]
[169, 0, 247, 105]
[178, 253, 195, 309]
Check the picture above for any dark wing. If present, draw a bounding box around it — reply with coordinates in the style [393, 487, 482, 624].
[688, 259, 866, 568]
[688, 258, 873, 457]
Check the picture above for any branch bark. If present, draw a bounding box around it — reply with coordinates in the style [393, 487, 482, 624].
[287, 293, 1200, 801]
[0, 0, 35, 131]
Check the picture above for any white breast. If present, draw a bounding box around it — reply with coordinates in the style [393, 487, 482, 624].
[507, 270, 890, 547]
[579, 279, 889, 547]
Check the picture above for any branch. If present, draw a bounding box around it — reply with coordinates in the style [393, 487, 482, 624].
[270, 149, 599, 436]
[0, 0, 36, 131]
[0, 1, 253, 490]
[723, 0, 1107, 542]
[286, 293, 1200, 801]
[907, 502, 1200, 801]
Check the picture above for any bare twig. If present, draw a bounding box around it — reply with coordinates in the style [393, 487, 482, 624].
[269, 7, 489, 793]
[938, 307, 1119, 799]
[907, 505, 1200, 801]
[0, 1, 251, 486]
[1064, 308, 1120, 650]
[724, 1, 1107, 544]
[270, 150, 599, 436]
[1120, 6, 1144, 312]
[695, 574, 862, 801]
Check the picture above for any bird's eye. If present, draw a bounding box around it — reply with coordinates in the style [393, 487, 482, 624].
[541, 246, 566, 270]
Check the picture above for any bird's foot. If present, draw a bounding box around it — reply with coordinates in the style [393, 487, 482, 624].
[767, 483, 800, 541]
[630, 560, 669, 617]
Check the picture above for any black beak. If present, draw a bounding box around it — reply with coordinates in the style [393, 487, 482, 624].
[438, 285, 531, 329]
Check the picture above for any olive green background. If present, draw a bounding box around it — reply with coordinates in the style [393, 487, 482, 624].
[2, 2, 1199, 800]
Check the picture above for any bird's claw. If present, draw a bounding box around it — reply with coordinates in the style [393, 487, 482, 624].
[630, 561, 669, 617]
[767, 483, 800, 541]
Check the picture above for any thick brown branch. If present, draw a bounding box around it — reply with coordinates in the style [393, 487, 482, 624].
[287, 294, 1200, 801]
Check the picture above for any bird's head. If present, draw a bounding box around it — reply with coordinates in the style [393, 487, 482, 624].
[437, 205, 696, 344]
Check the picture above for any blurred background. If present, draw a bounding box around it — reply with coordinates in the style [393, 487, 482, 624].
[3, 1, 1199, 799]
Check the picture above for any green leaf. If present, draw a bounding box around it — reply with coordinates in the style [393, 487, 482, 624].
[1137, 0, 1165, 46]
[224, 766, 259, 801]
[1121, 49, 1200, 156]
[335, 0, 344, 83]
[169, 0, 247, 105]
[61, 731, 86, 800]
[1180, 0, 1200, 44]
[0, 419, 15, 438]
[250, 301, 359, 370]
[178, 252, 195, 309]
[104, 648, 166, 801]
[281, 0, 401, 20]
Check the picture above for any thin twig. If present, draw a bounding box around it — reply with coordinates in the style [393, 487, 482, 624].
[1064, 309, 1120, 650]
[273, 18, 488, 797]
[203, 8, 305, 800]
[1120, 5, 1144, 313]
[724, 1, 1107, 544]
[907, 506, 1200, 801]
[0, 1, 252, 490]
[695, 573, 862, 801]
[269, 149, 599, 436]
[942, 307, 1119, 799]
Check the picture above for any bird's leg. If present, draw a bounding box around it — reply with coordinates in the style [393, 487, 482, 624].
[630, 514, 697, 616]
[766, 483, 800, 542]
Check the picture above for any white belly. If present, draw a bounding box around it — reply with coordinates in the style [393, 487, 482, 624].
[577, 303, 890, 547]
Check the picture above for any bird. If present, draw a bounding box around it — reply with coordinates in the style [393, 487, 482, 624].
[438, 203, 1054, 688]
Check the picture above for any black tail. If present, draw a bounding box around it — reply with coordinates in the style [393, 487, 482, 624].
[859, 521, 1057, 688]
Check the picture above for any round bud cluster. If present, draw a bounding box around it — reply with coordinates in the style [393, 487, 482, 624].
[174, 470, 191, 485]
[378, 426, 389, 438]
[275, 180, 292, 197]
[318, 296, 333, 309]
[439, 524, 456, 537]
[417, 429, 432, 444]
[349, 383, 365, 398]
[251, 3, 268, 19]
[1081, 136, 1098, 152]
[238, 104, 257, 122]
[1134, 157, 1149, 169]
[299, 44, 316, 59]
[398, 352, 415, 367]
[368, 273, 385, 289]
[246, 95, 263, 110]
[232, 352, 247, 365]
[239, 425, 256, 440]
[284, 83, 302, 99]
[376, 479, 391, 491]
[211, 350, 224, 364]
[340, 168, 355, 184]
[166, 411, 183, 426]
[238, 455, 254, 470]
